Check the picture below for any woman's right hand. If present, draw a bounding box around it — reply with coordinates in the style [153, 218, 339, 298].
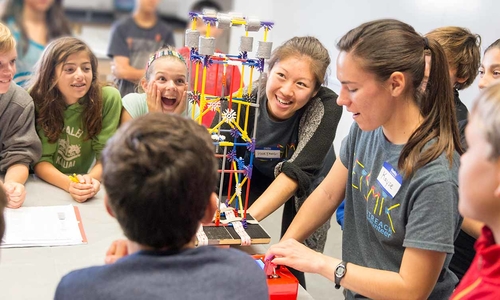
[146, 81, 162, 113]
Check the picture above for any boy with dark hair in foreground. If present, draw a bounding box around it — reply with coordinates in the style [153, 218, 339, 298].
[55, 113, 268, 300]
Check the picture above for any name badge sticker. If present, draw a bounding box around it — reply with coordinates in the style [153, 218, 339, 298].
[255, 147, 281, 159]
[376, 162, 403, 198]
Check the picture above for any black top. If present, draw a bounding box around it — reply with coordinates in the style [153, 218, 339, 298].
[449, 89, 475, 282]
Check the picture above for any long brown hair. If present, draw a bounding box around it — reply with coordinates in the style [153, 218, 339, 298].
[1, 0, 72, 56]
[29, 37, 103, 143]
[337, 19, 462, 178]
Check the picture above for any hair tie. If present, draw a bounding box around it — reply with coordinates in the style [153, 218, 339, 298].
[423, 37, 430, 50]
[418, 49, 432, 93]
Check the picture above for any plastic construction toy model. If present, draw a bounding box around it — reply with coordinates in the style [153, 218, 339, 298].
[186, 9, 273, 246]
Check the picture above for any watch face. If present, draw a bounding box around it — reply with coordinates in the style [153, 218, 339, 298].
[335, 265, 346, 277]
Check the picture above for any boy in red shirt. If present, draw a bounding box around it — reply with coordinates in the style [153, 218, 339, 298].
[451, 82, 500, 300]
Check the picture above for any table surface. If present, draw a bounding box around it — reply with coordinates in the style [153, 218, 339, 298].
[0, 175, 314, 300]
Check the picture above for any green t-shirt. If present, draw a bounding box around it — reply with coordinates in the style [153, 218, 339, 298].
[37, 86, 122, 174]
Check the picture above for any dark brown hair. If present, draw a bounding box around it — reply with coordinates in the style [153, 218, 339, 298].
[1, 0, 72, 56]
[426, 26, 481, 90]
[29, 37, 103, 143]
[102, 113, 218, 249]
[338, 19, 462, 178]
[268, 36, 330, 91]
[485, 38, 500, 54]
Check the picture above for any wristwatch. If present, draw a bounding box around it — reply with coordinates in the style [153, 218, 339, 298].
[334, 261, 347, 289]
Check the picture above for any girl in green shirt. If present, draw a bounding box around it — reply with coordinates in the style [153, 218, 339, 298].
[29, 37, 122, 203]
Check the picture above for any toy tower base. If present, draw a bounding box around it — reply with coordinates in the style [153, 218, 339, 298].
[253, 255, 299, 300]
[197, 212, 271, 245]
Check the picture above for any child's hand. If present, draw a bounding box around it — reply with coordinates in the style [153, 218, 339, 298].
[4, 181, 26, 208]
[146, 81, 162, 113]
[105, 239, 129, 264]
[174, 90, 187, 115]
[68, 174, 99, 203]
[90, 176, 101, 196]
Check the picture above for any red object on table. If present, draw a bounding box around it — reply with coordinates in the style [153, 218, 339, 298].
[253, 255, 298, 300]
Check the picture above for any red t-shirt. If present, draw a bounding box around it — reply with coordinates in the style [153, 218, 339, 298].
[450, 226, 500, 300]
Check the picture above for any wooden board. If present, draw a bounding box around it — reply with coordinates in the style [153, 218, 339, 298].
[197, 213, 271, 245]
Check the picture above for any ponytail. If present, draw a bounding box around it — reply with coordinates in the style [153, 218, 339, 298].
[399, 37, 462, 177]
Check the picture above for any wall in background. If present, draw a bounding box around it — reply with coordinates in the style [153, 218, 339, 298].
[64, 0, 224, 19]
[229, 0, 499, 153]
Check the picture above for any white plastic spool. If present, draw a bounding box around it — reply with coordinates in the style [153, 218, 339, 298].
[245, 17, 261, 32]
[239, 36, 254, 52]
[199, 36, 215, 56]
[185, 29, 200, 48]
[256, 41, 273, 59]
[217, 13, 231, 29]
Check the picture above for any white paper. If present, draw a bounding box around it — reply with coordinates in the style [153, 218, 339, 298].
[1, 205, 86, 248]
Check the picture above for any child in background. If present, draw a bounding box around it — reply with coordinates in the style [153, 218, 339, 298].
[1, 0, 72, 87]
[181, 0, 242, 96]
[120, 47, 198, 124]
[268, 19, 462, 299]
[0, 22, 41, 208]
[55, 113, 268, 300]
[426, 26, 481, 122]
[178, 0, 242, 125]
[107, 0, 175, 97]
[478, 39, 500, 89]
[29, 37, 122, 203]
[450, 82, 500, 300]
